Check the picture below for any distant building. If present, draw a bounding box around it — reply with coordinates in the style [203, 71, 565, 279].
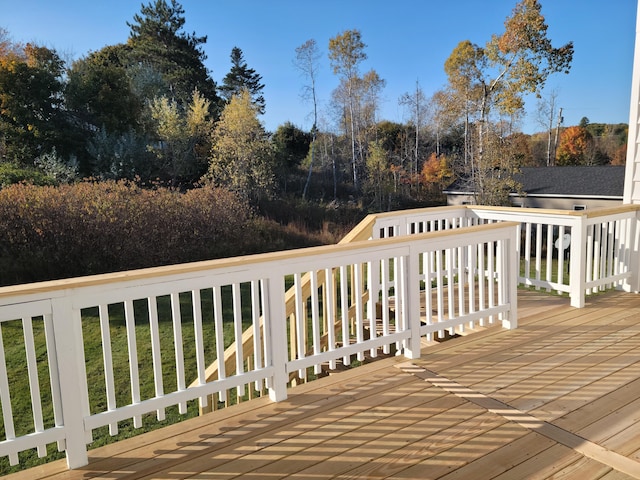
[444, 166, 625, 210]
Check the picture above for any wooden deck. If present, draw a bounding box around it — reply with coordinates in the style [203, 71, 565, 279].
[8, 289, 640, 479]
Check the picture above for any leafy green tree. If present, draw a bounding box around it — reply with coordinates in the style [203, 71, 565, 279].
[220, 47, 266, 114]
[206, 89, 273, 201]
[365, 139, 393, 211]
[86, 127, 152, 180]
[272, 122, 311, 192]
[127, 0, 219, 109]
[66, 46, 142, 135]
[65, 44, 154, 177]
[0, 161, 56, 187]
[272, 122, 311, 169]
[0, 42, 73, 166]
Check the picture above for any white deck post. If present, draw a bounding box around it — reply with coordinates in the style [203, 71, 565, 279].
[403, 248, 422, 359]
[264, 275, 288, 402]
[627, 209, 640, 293]
[501, 226, 519, 329]
[569, 216, 588, 308]
[50, 297, 90, 469]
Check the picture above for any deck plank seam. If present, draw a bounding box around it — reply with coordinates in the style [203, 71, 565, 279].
[396, 361, 640, 479]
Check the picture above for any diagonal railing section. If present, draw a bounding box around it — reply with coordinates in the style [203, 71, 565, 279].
[0, 217, 519, 471]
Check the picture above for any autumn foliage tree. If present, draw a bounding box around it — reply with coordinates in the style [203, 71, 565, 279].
[421, 153, 452, 192]
[148, 89, 213, 184]
[205, 89, 274, 202]
[365, 139, 394, 210]
[444, 0, 573, 204]
[556, 125, 594, 165]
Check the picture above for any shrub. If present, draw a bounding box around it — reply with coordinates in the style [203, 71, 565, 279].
[0, 162, 56, 188]
[0, 180, 253, 286]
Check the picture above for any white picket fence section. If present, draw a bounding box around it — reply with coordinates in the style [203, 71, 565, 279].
[373, 205, 640, 308]
[0, 219, 519, 471]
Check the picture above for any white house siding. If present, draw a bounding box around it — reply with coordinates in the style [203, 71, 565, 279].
[624, 2, 640, 204]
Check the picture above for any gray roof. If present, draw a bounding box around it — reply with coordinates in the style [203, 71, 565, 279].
[445, 166, 625, 199]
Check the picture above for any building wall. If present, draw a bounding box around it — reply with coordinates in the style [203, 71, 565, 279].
[624, 2, 640, 204]
[446, 194, 623, 210]
[515, 197, 623, 210]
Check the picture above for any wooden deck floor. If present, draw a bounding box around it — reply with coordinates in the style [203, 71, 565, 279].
[8, 289, 640, 479]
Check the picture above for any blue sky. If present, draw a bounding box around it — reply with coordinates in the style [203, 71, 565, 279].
[1, 0, 637, 134]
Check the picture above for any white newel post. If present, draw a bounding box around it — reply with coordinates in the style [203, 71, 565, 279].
[504, 226, 519, 329]
[569, 216, 588, 308]
[627, 209, 640, 293]
[265, 275, 288, 402]
[50, 297, 90, 469]
[403, 249, 422, 360]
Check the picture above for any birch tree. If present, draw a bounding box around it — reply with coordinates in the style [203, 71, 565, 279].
[399, 80, 428, 184]
[536, 90, 560, 166]
[294, 39, 321, 198]
[328, 29, 367, 190]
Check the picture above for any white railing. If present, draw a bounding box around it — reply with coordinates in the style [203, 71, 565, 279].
[373, 205, 640, 308]
[0, 220, 518, 471]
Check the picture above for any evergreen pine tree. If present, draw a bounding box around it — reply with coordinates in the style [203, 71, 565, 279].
[127, 0, 219, 111]
[220, 47, 265, 114]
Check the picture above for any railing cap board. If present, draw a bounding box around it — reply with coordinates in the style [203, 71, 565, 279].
[583, 204, 640, 218]
[467, 204, 640, 218]
[372, 205, 467, 219]
[338, 213, 376, 244]
[467, 205, 587, 217]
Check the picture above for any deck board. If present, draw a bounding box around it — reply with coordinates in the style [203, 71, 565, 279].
[6, 289, 640, 480]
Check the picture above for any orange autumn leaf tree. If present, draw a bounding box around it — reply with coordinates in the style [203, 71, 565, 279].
[556, 126, 593, 165]
[421, 153, 452, 190]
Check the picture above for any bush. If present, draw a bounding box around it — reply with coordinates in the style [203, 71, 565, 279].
[0, 180, 254, 286]
[0, 162, 56, 188]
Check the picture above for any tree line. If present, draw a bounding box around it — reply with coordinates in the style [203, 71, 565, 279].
[0, 0, 628, 210]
